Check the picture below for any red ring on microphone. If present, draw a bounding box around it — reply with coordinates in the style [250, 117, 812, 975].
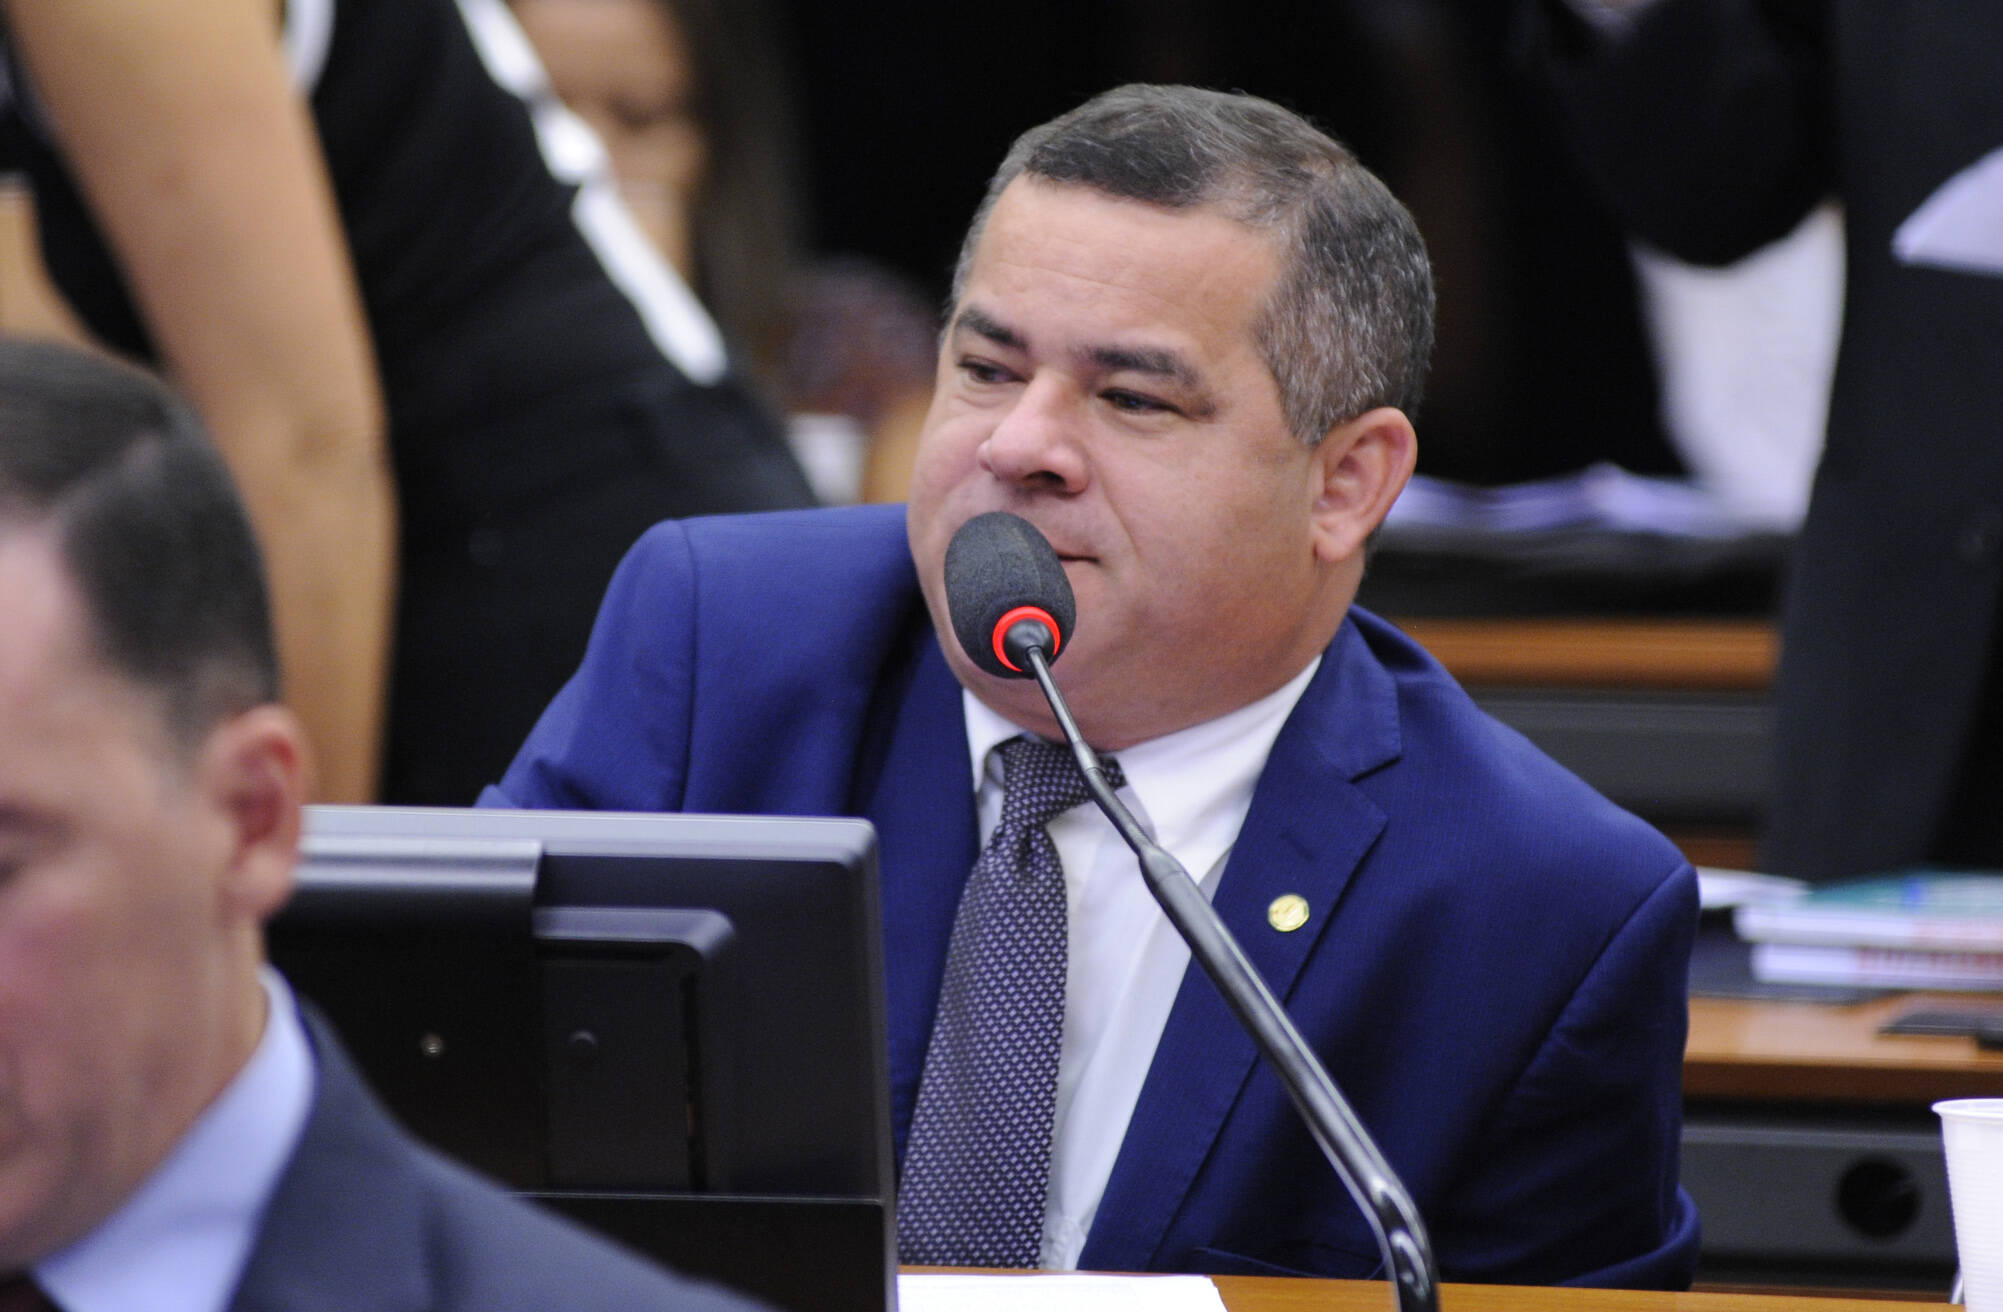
[991, 605, 1061, 673]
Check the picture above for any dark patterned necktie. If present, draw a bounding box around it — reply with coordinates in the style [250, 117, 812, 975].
[0, 1275, 58, 1312]
[897, 734, 1125, 1268]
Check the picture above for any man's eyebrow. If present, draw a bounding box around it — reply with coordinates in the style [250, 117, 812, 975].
[951, 305, 1025, 351]
[952, 305, 1206, 397]
[1087, 344, 1199, 389]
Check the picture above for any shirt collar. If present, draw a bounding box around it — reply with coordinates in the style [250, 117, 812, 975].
[962, 657, 1322, 853]
[39, 968, 317, 1312]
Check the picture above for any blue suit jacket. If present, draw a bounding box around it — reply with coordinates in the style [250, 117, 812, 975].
[488, 504, 1701, 1289]
[228, 1006, 763, 1311]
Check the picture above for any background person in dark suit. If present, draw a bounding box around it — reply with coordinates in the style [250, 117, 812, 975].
[490, 85, 1699, 1288]
[1527, 0, 2003, 878]
[0, 339, 760, 1312]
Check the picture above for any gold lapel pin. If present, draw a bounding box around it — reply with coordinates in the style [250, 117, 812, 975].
[1267, 893, 1310, 933]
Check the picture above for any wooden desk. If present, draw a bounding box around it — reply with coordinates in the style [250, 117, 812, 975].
[1688, 993, 2003, 1103]
[1212, 1276, 1943, 1310]
[1390, 616, 1779, 869]
[913, 1274, 1945, 1311]
[1394, 618, 1777, 692]
[1678, 994, 1997, 1286]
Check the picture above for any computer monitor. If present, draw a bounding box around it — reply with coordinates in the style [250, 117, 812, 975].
[267, 805, 895, 1312]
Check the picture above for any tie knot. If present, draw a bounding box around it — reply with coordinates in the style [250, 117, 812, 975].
[995, 735, 1124, 832]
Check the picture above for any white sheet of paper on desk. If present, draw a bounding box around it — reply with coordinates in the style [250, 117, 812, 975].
[1384, 464, 1747, 537]
[1892, 146, 2003, 277]
[897, 1273, 1229, 1312]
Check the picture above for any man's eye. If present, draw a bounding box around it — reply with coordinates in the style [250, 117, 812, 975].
[1103, 389, 1171, 414]
[959, 359, 1013, 385]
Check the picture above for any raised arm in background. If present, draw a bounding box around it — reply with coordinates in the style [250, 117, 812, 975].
[4, 0, 392, 801]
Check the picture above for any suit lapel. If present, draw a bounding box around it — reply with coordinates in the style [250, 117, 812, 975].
[854, 629, 978, 1155]
[1082, 619, 1400, 1271]
[230, 1013, 432, 1312]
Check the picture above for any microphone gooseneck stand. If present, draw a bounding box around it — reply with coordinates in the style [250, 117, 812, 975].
[1016, 631, 1440, 1312]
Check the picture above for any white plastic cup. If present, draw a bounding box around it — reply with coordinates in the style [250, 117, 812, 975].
[1936, 1098, 2003, 1311]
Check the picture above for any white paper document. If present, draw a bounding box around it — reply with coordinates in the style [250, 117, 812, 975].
[1892, 146, 2003, 277]
[1385, 463, 1752, 537]
[1695, 866, 1807, 912]
[897, 1273, 1229, 1312]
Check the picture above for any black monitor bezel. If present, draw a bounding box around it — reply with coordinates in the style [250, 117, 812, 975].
[270, 804, 895, 1312]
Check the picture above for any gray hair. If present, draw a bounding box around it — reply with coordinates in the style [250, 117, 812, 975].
[951, 84, 1435, 444]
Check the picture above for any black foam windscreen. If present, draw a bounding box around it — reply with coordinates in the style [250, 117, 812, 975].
[942, 512, 1076, 678]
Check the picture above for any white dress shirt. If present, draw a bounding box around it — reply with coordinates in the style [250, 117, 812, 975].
[960, 658, 1320, 1269]
[38, 969, 316, 1312]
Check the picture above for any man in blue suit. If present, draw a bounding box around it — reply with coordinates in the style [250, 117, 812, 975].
[0, 341, 759, 1311]
[490, 85, 1701, 1288]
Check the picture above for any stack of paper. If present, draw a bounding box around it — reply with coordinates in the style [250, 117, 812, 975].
[1384, 463, 1753, 537]
[1735, 872, 2003, 990]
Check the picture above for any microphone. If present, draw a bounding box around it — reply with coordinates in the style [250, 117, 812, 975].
[942, 511, 1076, 678]
[941, 511, 1439, 1312]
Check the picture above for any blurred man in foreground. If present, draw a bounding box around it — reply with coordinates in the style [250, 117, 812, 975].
[0, 340, 759, 1311]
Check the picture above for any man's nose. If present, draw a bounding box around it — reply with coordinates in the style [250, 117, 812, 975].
[977, 377, 1089, 492]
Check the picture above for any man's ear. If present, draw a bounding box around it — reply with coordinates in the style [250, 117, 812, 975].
[1308, 406, 1417, 564]
[198, 705, 309, 925]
